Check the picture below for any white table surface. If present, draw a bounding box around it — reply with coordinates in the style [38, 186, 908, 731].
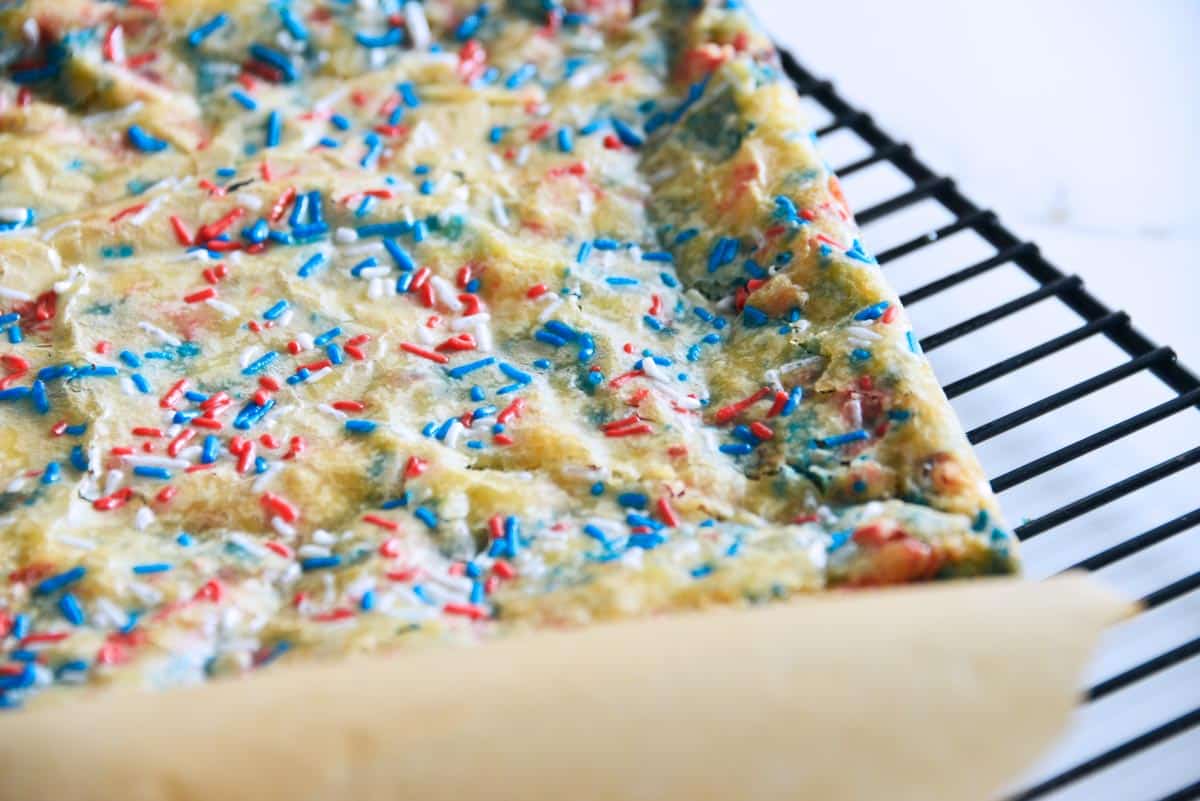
[757, 0, 1199, 365]
[754, 2, 1200, 799]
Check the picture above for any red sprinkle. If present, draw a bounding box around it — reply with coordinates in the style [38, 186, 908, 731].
[363, 514, 400, 532]
[184, 287, 216, 303]
[443, 602, 489, 620]
[714, 387, 772, 425]
[160, 379, 188, 409]
[196, 207, 246, 242]
[496, 398, 525, 424]
[155, 485, 178, 504]
[749, 421, 775, 440]
[261, 492, 299, 523]
[332, 400, 365, 412]
[109, 203, 146, 224]
[526, 283, 549, 299]
[656, 497, 681, 527]
[399, 342, 449, 364]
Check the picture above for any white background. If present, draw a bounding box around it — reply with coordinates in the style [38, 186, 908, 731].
[756, 0, 1199, 364]
[752, 3, 1200, 798]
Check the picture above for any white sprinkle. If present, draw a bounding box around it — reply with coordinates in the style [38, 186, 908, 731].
[334, 226, 358, 243]
[21, 18, 39, 44]
[490, 195, 510, 228]
[205, 298, 239, 317]
[134, 506, 156, 531]
[305, 366, 333, 383]
[138, 321, 182, 346]
[486, 153, 505, 172]
[0, 285, 32, 302]
[403, 1, 431, 49]
[296, 332, 315, 350]
[298, 543, 331, 558]
[103, 469, 125, 496]
[123, 455, 190, 470]
[430, 276, 463, 311]
[119, 375, 137, 395]
[230, 532, 269, 558]
[443, 420, 465, 448]
[515, 146, 531, 166]
[367, 277, 386, 299]
[239, 345, 263, 369]
[537, 294, 562, 321]
[53, 533, 97, 551]
[311, 529, 337, 546]
[236, 193, 264, 211]
[845, 325, 882, 341]
[452, 313, 489, 330]
[359, 265, 391, 279]
[129, 582, 162, 605]
[93, 598, 129, 630]
[318, 403, 347, 420]
[0, 207, 29, 224]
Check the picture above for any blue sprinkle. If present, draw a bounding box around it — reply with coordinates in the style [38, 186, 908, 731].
[360, 590, 376, 611]
[606, 276, 639, 286]
[34, 566, 86, 596]
[610, 117, 644, 147]
[242, 351, 278, 375]
[850, 348, 872, 363]
[41, 461, 61, 484]
[781, 386, 803, 415]
[617, 492, 648, 509]
[854, 301, 890, 321]
[326, 344, 344, 365]
[583, 525, 610, 546]
[907, 330, 922, 354]
[720, 442, 754, 456]
[279, 7, 308, 40]
[263, 299, 289, 320]
[177, 533, 194, 546]
[817, 430, 869, 448]
[266, 110, 282, 148]
[576, 241, 593, 263]
[345, 420, 378, 434]
[11, 614, 30, 639]
[133, 466, 171, 480]
[557, 127, 574, 153]
[59, 594, 85, 625]
[398, 81, 421, 107]
[127, 125, 168, 153]
[383, 238, 415, 270]
[470, 385, 486, 402]
[298, 252, 326, 278]
[7, 326, 22, 344]
[642, 251, 673, 262]
[590, 481, 606, 496]
[313, 327, 342, 347]
[643, 315, 664, 331]
[743, 305, 768, 327]
[675, 228, 699, 245]
[69, 446, 88, 472]
[414, 506, 438, 529]
[504, 63, 536, 90]
[187, 13, 228, 47]
[593, 237, 619, 250]
[690, 564, 714, 578]
[499, 363, 532, 384]
[330, 114, 351, 131]
[827, 530, 852, 553]
[627, 533, 666, 550]
[133, 563, 171, 575]
[201, 434, 220, 463]
[30, 380, 49, 413]
[488, 125, 507, 144]
[355, 27, 404, 48]
[446, 357, 496, 379]
[230, 90, 258, 110]
[301, 555, 342, 571]
[350, 256, 380, 277]
[543, 320, 578, 341]
[249, 43, 297, 82]
[0, 313, 18, 326]
[577, 333, 596, 362]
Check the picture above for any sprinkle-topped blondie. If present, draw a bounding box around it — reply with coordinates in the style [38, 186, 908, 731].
[0, 0, 1015, 707]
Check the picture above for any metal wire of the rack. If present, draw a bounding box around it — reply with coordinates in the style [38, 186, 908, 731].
[775, 49, 1200, 801]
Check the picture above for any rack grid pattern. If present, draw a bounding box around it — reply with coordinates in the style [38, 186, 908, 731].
[777, 49, 1200, 801]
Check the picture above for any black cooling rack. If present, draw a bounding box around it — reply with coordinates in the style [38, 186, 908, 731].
[775, 50, 1200, 801]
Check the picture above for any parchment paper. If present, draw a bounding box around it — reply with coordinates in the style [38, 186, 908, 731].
[0, 574, 1132, 801]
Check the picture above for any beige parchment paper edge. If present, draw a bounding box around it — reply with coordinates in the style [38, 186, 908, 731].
[0, 573, 1134, 801]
